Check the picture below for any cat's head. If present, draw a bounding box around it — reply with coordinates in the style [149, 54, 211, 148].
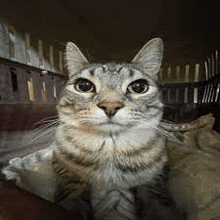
[58, 38, 163, 135]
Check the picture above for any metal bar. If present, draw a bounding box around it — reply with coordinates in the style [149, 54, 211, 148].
[211, 84, 215, 103]
[212, 55, 215, 77]
[215, 82, 220, 102]
[208, 58, 211, 79]
[204, 61, 208, 80]
[184, 87, 188, 103]
[207, 84, 213, 103]
[185, 64, 189, 82]
[193, 87, 198, 104]
[194, 63, 200, 82]
[53, 79, 57, 99]
[204, 84, 210, 103]
[27, 78, 35, 102]
[202, 85, 208, 103]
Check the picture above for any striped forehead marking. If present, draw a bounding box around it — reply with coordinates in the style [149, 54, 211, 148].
[101, 64, 124, 73]
[81, 65, 141, 79]
[102, 65, 108, 72]
[89, 68, 95, 76]
[129, 69, 135, 77]
[119, 67, 139, 78]
[81, 67, 102, 76]
[85, 65, 123, 76]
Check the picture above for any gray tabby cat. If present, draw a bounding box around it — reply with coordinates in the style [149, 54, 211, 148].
[52, 38, 170, 220]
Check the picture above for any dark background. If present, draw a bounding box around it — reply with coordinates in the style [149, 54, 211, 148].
[1, 0, 220, 66]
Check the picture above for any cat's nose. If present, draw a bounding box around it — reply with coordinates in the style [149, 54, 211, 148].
[97, 102, 124, 117]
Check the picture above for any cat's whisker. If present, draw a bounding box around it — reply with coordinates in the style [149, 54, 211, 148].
[30, 121, 59, 137]
[154, 124, 185, 146]
[35, 119, 59, 124]
[29, 126, 58, 144]
[30, 123, 59, 135]
[28, 127, 57, 143]
[32, 120, 60, 133]
[34, 115, 59, 126]
[32, 119, 60, 133]
[27, 120, 60, 143]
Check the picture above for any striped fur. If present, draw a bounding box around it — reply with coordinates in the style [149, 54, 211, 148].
[53, 38, 170, 219]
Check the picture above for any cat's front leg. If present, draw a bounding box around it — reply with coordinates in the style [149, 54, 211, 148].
[91, 187, 136, 220]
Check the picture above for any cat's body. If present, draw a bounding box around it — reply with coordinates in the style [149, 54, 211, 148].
[52, 38, 170, 220]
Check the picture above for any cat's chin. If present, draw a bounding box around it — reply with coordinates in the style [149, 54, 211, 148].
[96, 122, 128, 134]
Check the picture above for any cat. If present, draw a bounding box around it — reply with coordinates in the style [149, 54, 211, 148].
[51, 38, 174, 220]
[1, 38, 185, 220]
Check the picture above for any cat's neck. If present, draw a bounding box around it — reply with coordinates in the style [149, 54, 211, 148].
[55, 121, 162, 154]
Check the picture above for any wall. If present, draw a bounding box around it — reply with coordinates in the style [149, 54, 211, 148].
[0, 21, 66, 75]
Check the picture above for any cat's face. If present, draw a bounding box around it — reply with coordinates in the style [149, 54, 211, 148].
[58, 38, 163, 135]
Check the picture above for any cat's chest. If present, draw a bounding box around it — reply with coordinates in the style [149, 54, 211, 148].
[90, 154, 133, 188]
[56, 131, 165, 188]
[85, 139, 129, 187]
[85, 145, 154, 188]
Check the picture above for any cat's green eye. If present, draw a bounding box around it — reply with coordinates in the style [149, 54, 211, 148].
[127, 79, 149, 94]
[75, 79, 95, 93]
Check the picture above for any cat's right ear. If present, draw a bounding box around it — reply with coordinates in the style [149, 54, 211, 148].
[65, 42, 88, 76]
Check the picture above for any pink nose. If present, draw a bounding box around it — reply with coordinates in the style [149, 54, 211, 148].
[97, 102, 124, 117]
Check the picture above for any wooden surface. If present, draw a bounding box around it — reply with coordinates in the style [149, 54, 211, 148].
[0, 180, 85, 220]
[0, 103, 58, 131]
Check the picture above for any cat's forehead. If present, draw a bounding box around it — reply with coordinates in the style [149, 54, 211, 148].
[72, 63, 148, 80]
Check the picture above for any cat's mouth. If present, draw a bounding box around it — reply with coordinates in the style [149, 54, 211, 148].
[95, 118, 128, 130]
[99, 121, 123, 126]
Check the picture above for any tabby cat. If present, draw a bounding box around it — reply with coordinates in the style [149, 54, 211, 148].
[52, 38, 175, 220]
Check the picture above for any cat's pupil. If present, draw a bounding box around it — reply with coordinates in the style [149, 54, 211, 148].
[132, 83, 145, 93]
[75, 79, 94, 92]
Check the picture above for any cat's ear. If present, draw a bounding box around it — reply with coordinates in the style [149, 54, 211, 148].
[65, 42, 88, 76]
[132, 38, 163, 80]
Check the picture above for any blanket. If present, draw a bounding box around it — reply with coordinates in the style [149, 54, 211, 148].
[167, 114, 220, 220]
[1, 114, 220, 220]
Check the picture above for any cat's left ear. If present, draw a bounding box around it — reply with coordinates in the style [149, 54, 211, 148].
[132, 38, 163, 80]
[65, 42, 88, 76]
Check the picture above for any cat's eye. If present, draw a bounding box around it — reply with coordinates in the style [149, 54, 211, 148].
[75, 79, 95, 93]
[127, 79, 149, 94]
